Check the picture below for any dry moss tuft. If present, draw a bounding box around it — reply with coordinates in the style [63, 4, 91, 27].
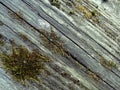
[100, 57, 117, 69]
[76, 5, 92, 19]
[40, 30, 68, 56]
[0, 34, 5, 46]
[19, 33, 30, 42]
[87, 70, 100, 81]
[69, 10, 76, 15]
[8, 10, 25, 24]
[75, 5, 99, 23]
[65, 1, 73, 7]
[49, 0, 61, 9]
[0, 42, 50, 85]
[0, 41, 5, 46]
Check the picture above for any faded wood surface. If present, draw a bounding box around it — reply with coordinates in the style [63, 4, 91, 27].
[0, 0, 120, 90]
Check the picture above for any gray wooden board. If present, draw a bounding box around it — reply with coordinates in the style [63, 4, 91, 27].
[0, 0, 120, 90]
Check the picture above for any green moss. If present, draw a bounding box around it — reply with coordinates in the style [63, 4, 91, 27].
[49, 0, 61, 9]
[0, 34, 5, 46]
[100, 57, 117, 69]
[0, 41, 5, 46]
[8, 10, 25, 24]
[87, 70, 100, 81]
[69, 10, 76, 15]
[40, 30, 68, 56]
[91, 10, 98, 17]
[0, 42, 50, 85]
[65, 1, 72, 7]
[19, 33, 30, 42]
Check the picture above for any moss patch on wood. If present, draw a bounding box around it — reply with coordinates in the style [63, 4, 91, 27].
[65, 1, 73, 7]
[69, 10, 76, 15]
[0, 34, 5, 46]
[79, 6, 99, 22]
[40, 30, 68, 56]
[0, 40, 5, 46]
[76, 5, 92, 19]
[19, 32, 31, 42]
[100, 57, 117, 69]
[8, 10, 25, 24]
[49, 0, 61, 9]
[87, 70, 100, 81]
[0, 41, 50, 85]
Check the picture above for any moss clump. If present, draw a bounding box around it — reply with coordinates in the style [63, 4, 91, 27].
[40, 30, 68, 56]
[91, 10, 99, 17]
[8, 10, 25, 24]
[100, 57, 117, 69]
[49, 0, 61, 9]
[76, 5, 92, 19]
[0, 41, 5, 46]
[65, 1, 73, 7]
[87, 70, 100, 81]
[0, 44, 50, 85]
[69, 10, 76, 15]
[0, 34, 5, 46]
[19, 33, 31, 42]
[75, 5, 100, 23]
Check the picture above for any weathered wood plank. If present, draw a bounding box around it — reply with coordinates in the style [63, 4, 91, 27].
[0, 0, 120, 90]
[0, 3, 100, 90]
